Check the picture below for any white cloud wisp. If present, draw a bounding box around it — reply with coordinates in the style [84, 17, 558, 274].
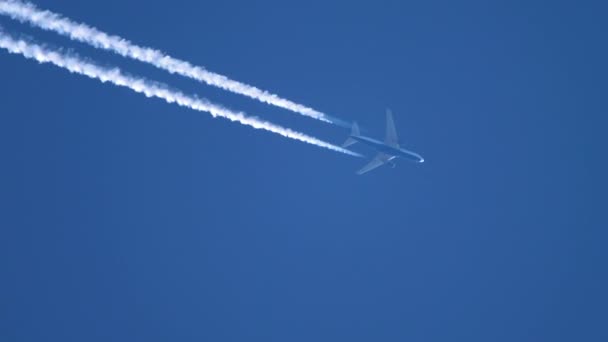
[0, 0, 348, 125]
[0, 33, 360, 157]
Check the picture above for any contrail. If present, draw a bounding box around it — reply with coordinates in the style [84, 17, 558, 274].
[0, 32, 360, 157]
[0, 0, 350, 127]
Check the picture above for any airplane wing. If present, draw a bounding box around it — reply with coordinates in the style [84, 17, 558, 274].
[385, 109, 399, 147]
[356, 153, 391, 175]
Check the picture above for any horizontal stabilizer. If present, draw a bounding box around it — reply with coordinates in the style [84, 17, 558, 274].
[343, 137, 357, 148]
[342, 122, 360, 148]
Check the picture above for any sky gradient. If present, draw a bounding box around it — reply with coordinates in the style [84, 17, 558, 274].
[0, 0, 606, 341]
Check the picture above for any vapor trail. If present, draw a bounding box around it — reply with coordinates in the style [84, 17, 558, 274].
[0, 33, 359, 156]
[0, 0, 349, 126]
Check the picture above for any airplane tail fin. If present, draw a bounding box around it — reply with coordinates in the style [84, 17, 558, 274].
[385, 108, 399, 147]
[342, 122, 360, 148]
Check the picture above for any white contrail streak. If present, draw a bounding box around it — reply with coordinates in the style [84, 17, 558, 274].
[0, 0, 346, 125]
[0, 33, 360, 156]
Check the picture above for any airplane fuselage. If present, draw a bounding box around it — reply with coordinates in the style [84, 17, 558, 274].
[351, 135, 424, 163]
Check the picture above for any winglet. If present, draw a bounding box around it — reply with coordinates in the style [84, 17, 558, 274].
[342, 122, 360, 148]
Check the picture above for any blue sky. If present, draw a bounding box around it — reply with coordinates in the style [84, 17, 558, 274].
[0, 0, 606, 341]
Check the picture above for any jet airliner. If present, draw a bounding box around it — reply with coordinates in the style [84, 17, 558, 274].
[343, 109, 424, 175]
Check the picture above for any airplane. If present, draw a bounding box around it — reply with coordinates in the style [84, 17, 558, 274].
[343, 109, 424, 175]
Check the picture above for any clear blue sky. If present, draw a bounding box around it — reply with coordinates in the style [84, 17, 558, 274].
[0, 0, 606, 341]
